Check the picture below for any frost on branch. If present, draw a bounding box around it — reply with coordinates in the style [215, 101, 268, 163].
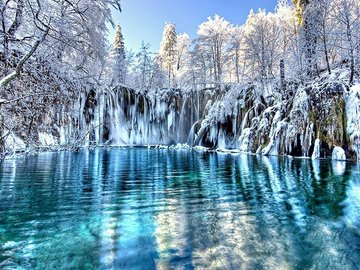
[1, 0, 360, 162]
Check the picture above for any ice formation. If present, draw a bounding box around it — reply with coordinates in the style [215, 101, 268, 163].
[332, 146, 346, 161]
[2, 70, 360, 161]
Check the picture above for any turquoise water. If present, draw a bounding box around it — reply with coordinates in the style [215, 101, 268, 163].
[0, 148, 360, 269]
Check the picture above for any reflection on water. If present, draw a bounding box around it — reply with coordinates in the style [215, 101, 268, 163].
[0, 149, 360, 269]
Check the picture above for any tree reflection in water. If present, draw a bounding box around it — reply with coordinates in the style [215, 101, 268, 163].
[0, 149, 359, 269]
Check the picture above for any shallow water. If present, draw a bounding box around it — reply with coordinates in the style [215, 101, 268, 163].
[0, 148, 360, 269]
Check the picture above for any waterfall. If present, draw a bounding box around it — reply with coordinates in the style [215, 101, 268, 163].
[241, 107, 251, 133]
[25, 79, 353, 162]
[178, 96, 189, 143]
[187, 122, 198, 146]
[78, 86, 203, 146]
[311, 139, 320, 160]
[217, 130, 226, 149]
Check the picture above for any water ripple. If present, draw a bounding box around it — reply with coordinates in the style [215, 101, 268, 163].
[0, 149, 359, 269]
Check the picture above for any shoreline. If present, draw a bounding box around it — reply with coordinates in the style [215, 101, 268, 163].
[1, 144, 357, 163]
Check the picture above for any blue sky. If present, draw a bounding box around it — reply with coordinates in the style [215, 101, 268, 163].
[111, 0, 279, 52]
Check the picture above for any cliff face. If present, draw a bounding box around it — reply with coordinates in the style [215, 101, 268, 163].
[196, 71, 360, 161]
[1, 70, 360, 161]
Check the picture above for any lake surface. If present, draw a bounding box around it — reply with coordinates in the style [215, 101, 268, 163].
[0, 148, 360, 269]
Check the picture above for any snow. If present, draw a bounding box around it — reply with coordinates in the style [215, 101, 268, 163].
[169, 144, 191, 150]
[1, 1, 360, 164]
[238, 128, 252, 152]
[346, 84, 360, 160]
[0, 71, 17, 88]
[216, 148, 241, 154]
[332, 146, 346, 161]
[38, 132, 57, 146]
[262, 112, 287, 156]
[4, 132, 26, 153]
[193, 146, 210, 152]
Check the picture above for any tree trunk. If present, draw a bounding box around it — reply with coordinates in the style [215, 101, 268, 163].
[280, 59, 286, 91]
[323, 37, 331, 75]
[235, 47, 240, 83]
[345, 13, 355, 86]
[350, 50, 355, 85]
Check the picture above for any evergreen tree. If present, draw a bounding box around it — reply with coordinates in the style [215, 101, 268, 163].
[136, 41, 152, 90]
[109, 24, 126, 85]
[159, 23, 177, 87]
[293, 0, 320, 77]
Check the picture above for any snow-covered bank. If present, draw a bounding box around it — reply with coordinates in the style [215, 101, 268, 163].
[193, 70, 359, 161]
[346, 85, 360, 161]
[1, 70, 360, 161]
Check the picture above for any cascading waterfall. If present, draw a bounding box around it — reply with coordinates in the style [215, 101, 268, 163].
[3, 74, 360, 162]
[82, 86, 202, 146]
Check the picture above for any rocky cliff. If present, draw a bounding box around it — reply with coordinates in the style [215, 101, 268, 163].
[1, 69, 360, 161]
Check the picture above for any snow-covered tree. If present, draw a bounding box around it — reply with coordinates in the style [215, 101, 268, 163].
[243, 9, 282, 80]
[291, 0, 323, 77]
[108, 24, 126, 85]
[174, 33, 191, 87]
[159, 23, 177, 87]
[228, 26, 244, 83]
[135, 41, 154, 91]
[317, 0, 333, 74]
[0, 0, 121, 151]
[196, 15, 232, 85]
[276, 1, 299, 74]
[331, 0, 360, 84]
[123, 49, 135, 85]
[0, 0, 122, 90]
[191, 42, 211, 88]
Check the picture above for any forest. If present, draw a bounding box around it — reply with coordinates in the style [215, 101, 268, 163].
[1, 1, 360, 269]
[1, 0, 360, 161]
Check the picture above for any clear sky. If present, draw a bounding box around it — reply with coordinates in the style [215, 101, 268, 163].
[111, 0, 279, 52]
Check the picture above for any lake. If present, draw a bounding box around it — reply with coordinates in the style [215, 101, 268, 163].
[1, 148, 360, 269]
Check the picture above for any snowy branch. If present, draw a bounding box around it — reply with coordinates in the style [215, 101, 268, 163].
[0, 93, 56, 106]
[0, 28, 49, 91]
